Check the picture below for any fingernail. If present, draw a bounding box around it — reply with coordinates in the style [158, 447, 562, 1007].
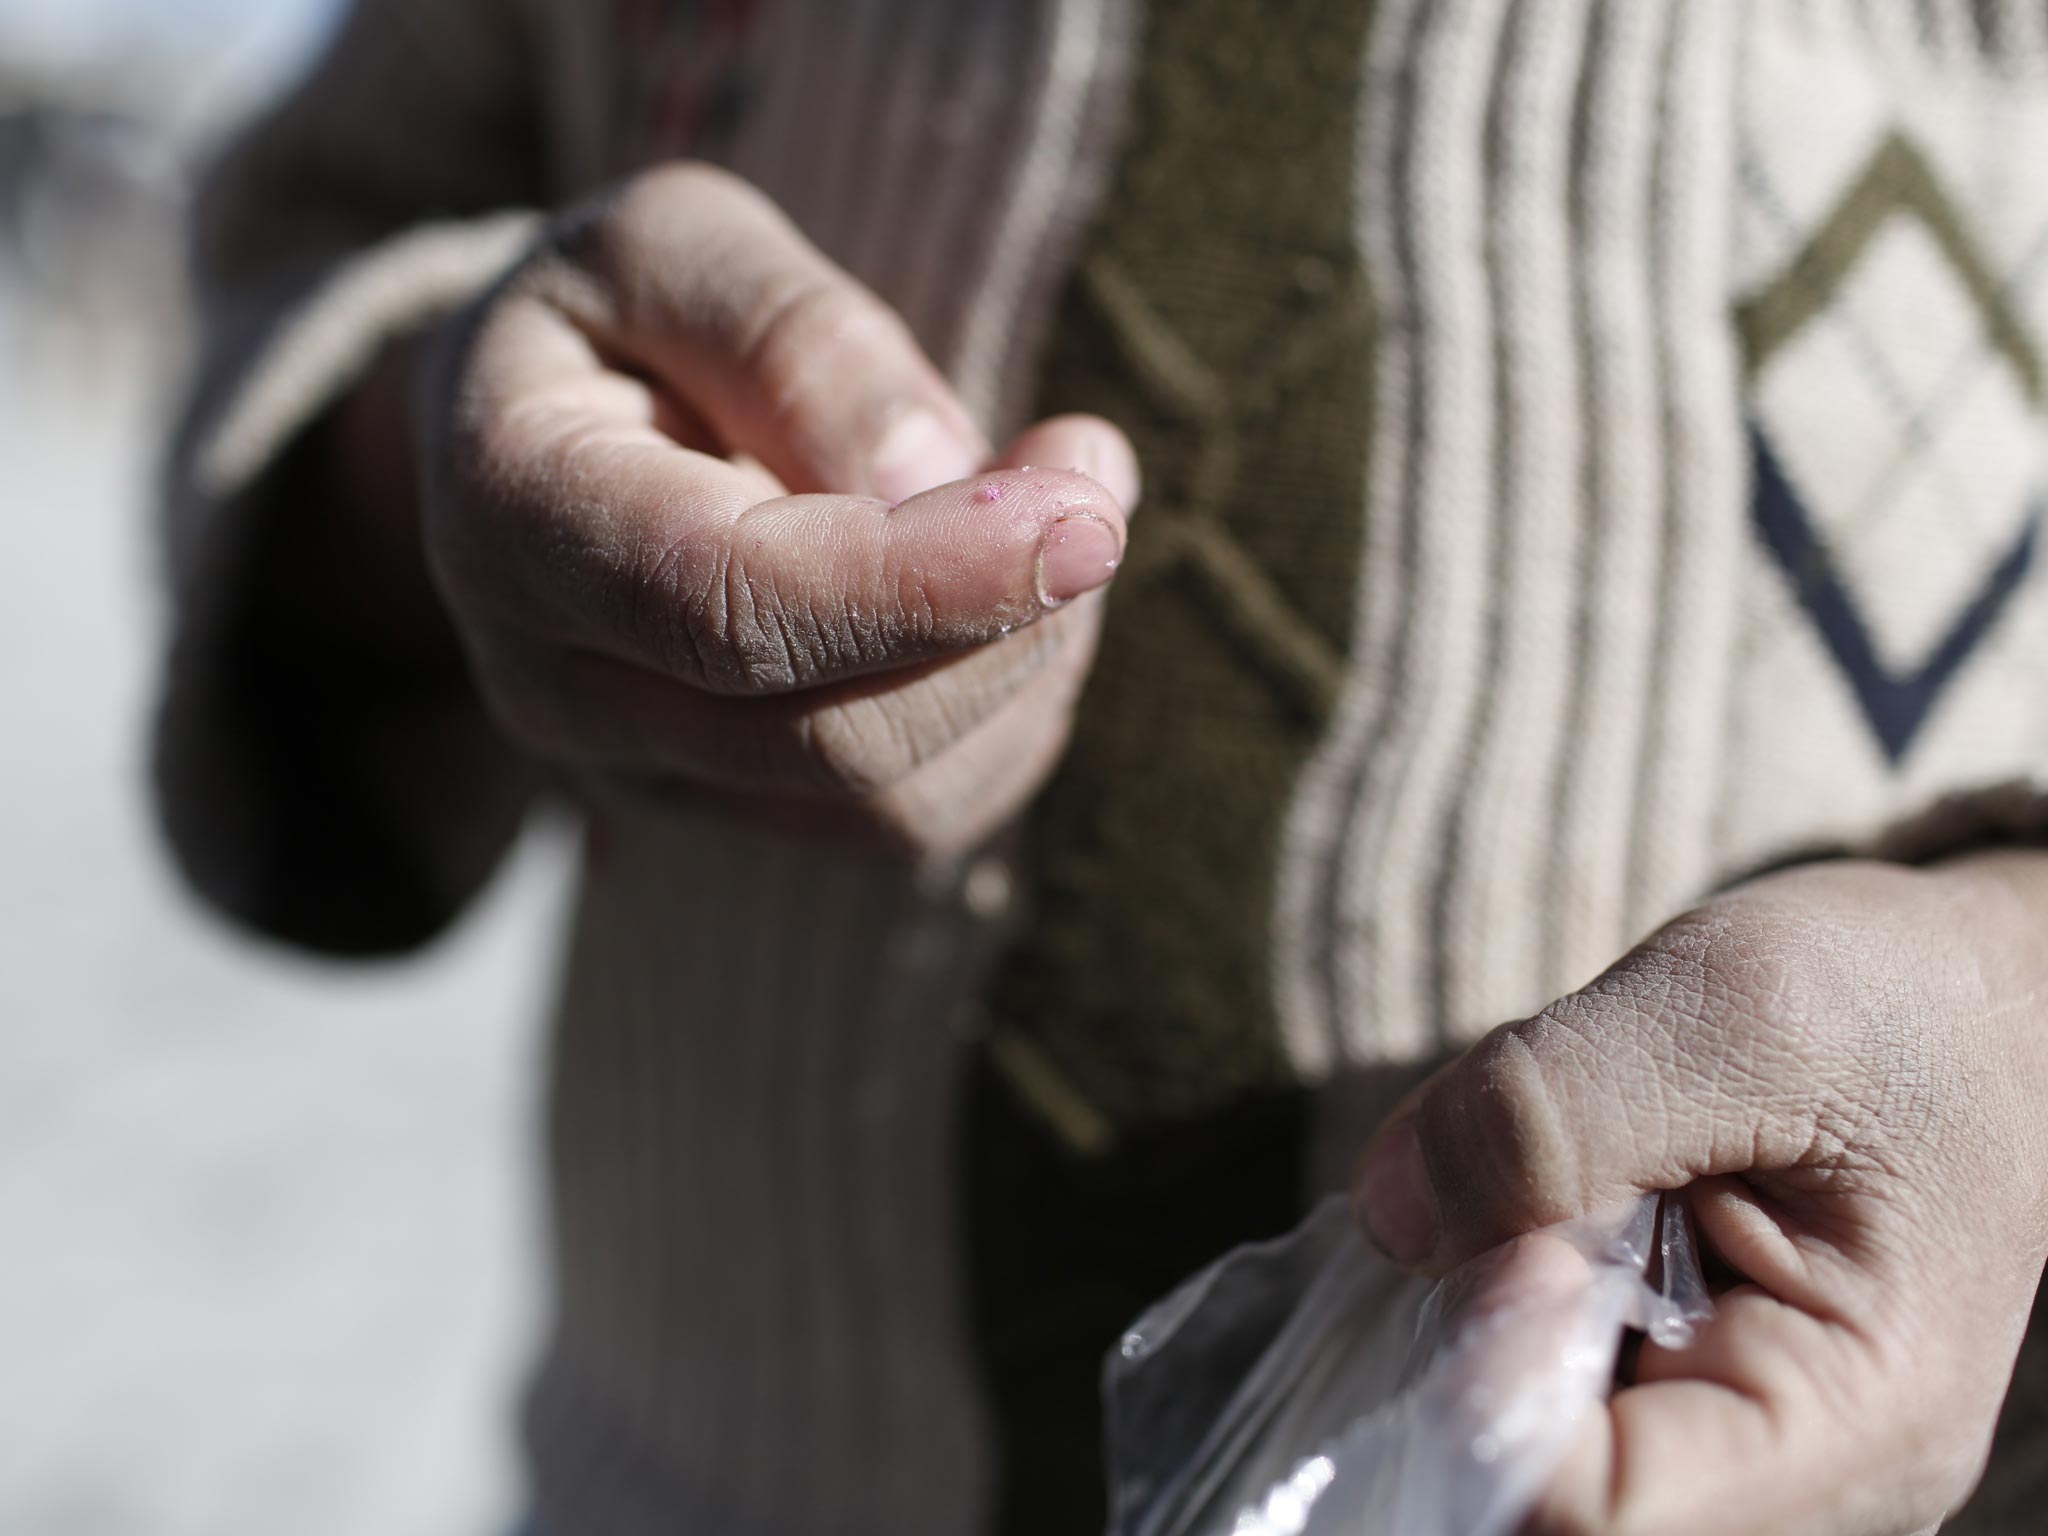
[1354, 1120, 1438, 1267]
[872, 408, 981, 504]
[1035, 515, 1122, 606]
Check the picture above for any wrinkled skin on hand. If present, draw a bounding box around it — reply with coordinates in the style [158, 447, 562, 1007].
[1354, 854, 2048, 1536]
[420, 162, 1140, 859]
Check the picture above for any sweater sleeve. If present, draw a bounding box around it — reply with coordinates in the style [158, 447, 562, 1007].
[155, 0, 552, 956]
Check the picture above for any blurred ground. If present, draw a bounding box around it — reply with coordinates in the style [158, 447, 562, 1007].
[0, 6, 565, 1533]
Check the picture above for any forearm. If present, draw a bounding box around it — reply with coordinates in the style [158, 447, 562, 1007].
[158, 259, 543, 954]
[151, 0, 551, 953]
[168, 333, 539, 953]
[255, 337, 461, 685]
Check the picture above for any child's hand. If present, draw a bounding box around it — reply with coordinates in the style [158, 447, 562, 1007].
[420, 163, 1137, 857]
[1353, 855, 2048, 1535]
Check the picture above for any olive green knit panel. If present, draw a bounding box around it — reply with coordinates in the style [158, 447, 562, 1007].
[983, 0, 1379, 1137]
[1737, 130, 2044, 400]
[963, 1062, 1309, 1535]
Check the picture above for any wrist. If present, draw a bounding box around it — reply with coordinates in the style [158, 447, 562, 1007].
[1924, 849, 2048, 1217]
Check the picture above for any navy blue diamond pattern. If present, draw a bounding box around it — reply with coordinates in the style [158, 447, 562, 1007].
[1750, 423, 2041, 764]
[1739, 129, 2048, 768]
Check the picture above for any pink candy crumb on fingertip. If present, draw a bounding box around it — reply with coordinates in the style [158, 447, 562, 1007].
[974, 481, 1007, 503]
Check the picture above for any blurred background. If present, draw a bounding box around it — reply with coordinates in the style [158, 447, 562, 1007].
[0, 2, 569, 1531]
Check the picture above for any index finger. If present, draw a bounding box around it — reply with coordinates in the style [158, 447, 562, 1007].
[540, 162, 989, 501]
[439, 291, 1128, 693]
[1530, 1290, 1929, 1536]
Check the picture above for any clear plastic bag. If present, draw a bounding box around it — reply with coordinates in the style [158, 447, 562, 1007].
[1102, 1193, 1711, 1536]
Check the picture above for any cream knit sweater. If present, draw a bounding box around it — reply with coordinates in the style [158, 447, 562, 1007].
[157, 2, 2048, 1531]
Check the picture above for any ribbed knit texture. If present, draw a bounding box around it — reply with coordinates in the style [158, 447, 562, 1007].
[965, 2, 1380, 1525]
[524, 817, 1011, 1535]
[983, 0, 1380, 1133]
[602, 0, 1140, 438]
[1274, 0, 1747, 1079]
[534, 5, 1142, 1530]
[157, 2, 2048, 1531]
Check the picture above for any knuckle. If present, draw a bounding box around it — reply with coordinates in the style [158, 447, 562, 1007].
[628, 159, 757, 220]
[654, 529, 828, 694]
[1643, 906, 1801, 1028]
[1581, 907, 1800, 1103]
[787, 703, 906, 799]
[741, 276, 898, 415]
[1432, 1024, 1582, 1223]
[664, 504, 916, 693]
[717, 568, 814, 690]
[568, 161, 750, 278]
[895, 555, 943, 648]
[647, 534, 754, 691]
[1623, 896, 1908, 1170]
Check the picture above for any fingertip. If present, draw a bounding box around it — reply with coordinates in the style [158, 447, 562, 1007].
[917, 464, 1126, 536]
[996, 414, 1142, 512]
[1035, 513, 1122, 606]
[869, 467, 1126, 648]
[1068, 418, 1143, 512]
[872, 406, 984, 504]
[957, 466, 1129, 609]
[1353, 1116, 1440, 1269]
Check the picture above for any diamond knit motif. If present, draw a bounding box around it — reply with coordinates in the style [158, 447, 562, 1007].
[1071, 251, 1358, 722]
[1739, 130, 2047, 765]
[980, 0, 1378, 1140]
[964, 3, 1381, 1531]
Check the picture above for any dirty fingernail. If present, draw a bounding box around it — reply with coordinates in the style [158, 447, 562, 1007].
[1355, 1120, 1438, 1267]
[872, 408, 981, 504]
[1035, 515, 1122, 606]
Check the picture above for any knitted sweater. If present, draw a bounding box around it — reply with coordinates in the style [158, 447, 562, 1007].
[157, 1, 2048, 1531]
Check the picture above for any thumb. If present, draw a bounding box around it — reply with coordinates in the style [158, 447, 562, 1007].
[1353, 923, 1748, 1274]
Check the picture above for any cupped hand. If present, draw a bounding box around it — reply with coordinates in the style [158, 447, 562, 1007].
[1353, 854, 2048, 1535]
[419, 163, 1138, 858]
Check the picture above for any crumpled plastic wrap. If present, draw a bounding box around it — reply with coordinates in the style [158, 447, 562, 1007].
[1102, 1193, 1711, 1536]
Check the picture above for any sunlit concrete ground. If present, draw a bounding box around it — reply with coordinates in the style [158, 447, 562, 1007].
[0, 57, 566, 1536]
